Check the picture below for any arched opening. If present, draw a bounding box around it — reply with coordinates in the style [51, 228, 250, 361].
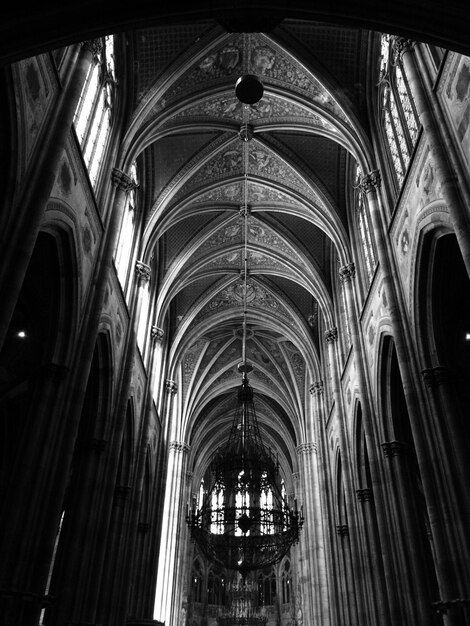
[379, 335, 440, 620]
[0, 231, 64, 498]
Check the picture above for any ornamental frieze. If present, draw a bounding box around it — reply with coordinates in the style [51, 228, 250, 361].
[171, 92, 336, 131]
[190, 277, 296, 329]
[192, 214, 303, 265]
[182, 339, 206, 385]
[191, 180, 308, 211]
[176, 138, 314, 202]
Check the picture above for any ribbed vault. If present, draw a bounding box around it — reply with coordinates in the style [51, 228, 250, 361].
[118, 26, 373, 482]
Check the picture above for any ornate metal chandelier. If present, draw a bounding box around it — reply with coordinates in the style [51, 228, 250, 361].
[186, 75, 303, 577]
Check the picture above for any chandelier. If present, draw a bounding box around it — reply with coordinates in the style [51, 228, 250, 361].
[186, 75, 303, 577]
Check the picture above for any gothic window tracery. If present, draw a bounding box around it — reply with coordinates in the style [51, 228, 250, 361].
[73, 35, 116, 188]
[379, 34, 420, 189]
[354, 164, 377, 286]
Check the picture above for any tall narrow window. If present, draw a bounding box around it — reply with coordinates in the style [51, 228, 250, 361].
[74, 35, 117, 189]
[379, 34, 420, 189]
[260, 471, 274, 535]
[281, 559, 291, 604]
[211, 488, 224, 535]
[354, 164, 377, 285]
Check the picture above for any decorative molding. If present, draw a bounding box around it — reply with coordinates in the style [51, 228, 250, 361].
[324, 327, 338, 343]
[421, 366, 451, 388]
[111, 167, 134, 192]
[339, 263, 356, 282]
[390, 36, 416, 64]
[309, 380, 324, 395]
[359, 169, 381, 194]
[82, 38, 104, 59]
[135, 260, 151, 282]
[336, 524, 349, 536]
[296, 442, 318, 455]
[169, 441, 190, 454]
[356, 488, 373, 502]
[431, 598, 470, 615]
[165, 379, 177, 394]
[381, 440, 408, 457]
[151, 326, 164, 342]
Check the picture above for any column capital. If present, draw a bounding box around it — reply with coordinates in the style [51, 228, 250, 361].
[82, 38, 104, 59]
[309, 380, 324, 395]
[151, 325, 164, 342]
[324, 327, 338, 343]
[111, 167, 135, 192]
[421, 366, 451, 388]
[381, 440, 407, 457]
[390, 36, 416, 63]
[339, 262, 356, 282]
[296, 442, 318, 456]
[359, 169, 381, 194]
[165, 379, 177, 394]
[356, 488, 373, 502]
[135, 260, 151, 282]
[169, 440, 190, 454]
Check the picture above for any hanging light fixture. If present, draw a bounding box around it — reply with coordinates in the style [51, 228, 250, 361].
[186, 75, 303, 578]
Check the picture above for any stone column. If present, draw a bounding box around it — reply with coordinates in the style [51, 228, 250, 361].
[296, 440, 330, 626]
[380, 441, 438, 625]
[125, 324, 166, 621]
[0, 40, 103, 352]
[421, 367, 470, 595]
[392, 37, 470, 277]
[154, 430, 190, 626]
[323, 328, 363, 626]
[339, 262, 393, 625]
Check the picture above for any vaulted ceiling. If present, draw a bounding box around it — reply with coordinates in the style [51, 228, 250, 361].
[116, 21, 377, 478]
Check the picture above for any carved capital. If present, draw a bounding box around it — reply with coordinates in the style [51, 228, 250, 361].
[165, 379, 177, 394]
[390, 36, 416, 64]
[359, 170, 381, 194]
[324, 327, 338, 343]
[339, 263, 356, 282]
[336, 524, 349, 536]
[356, 488, 373, 502]
[169, 440, 190, 454]
[381, 440, 407, 457]
[111, 167, 134, 192]
[151, 326, 164, 342]
[135, 260, 151, 282]
[296, 442, 318, 456]
[309, 380, 324, 395]
[82, 38, 104, 59]
[421, 366, 451, 388]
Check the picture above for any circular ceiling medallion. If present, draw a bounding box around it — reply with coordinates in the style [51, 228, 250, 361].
[235, 74, 264, 104]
